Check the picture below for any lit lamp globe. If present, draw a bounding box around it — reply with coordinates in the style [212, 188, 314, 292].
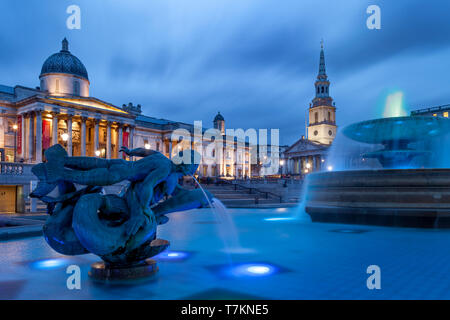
[95, 150, 101, 157]
[13, 124, 18, 130]
[61, 133, 69, 142]
[144, 143, 151, 150]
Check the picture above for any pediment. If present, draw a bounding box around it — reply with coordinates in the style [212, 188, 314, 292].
[284, 138, 328, 154]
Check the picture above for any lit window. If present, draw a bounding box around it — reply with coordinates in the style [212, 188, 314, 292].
[433, 113, 437, 117]
[444, 112, 449, 118]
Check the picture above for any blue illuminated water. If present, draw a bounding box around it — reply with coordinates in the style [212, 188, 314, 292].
[1, 207, 450, 299]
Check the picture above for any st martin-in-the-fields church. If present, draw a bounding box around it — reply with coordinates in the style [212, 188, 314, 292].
[283, 42, 337, 176]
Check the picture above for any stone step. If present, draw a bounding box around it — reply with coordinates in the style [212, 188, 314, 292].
[220, 198, 279, 206]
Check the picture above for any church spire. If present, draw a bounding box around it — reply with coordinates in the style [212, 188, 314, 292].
[314, 40, 331, 101]
[318, 39, 326, 78]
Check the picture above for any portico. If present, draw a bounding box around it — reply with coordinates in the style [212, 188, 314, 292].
[17, 98, 135, 162]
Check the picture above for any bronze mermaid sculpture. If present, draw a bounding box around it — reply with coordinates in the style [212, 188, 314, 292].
[30, 144, 213, 268]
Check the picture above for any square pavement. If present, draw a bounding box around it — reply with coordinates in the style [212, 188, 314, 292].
[1, 207, 450, 299]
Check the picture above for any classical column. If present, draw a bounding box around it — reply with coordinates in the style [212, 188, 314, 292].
[106, 121, 111, 159]
[169, 140, 173, 159]
[94, 118, 100, 155]
[28, 112, 34, 162]
[20, 113, 27, 159]
[129, 125, 135, 149]
[80, 116, 87, 156]
[51, 111, 58, 146]
[118, 123, 123, 157]
[35, 110, 43, 163]
[67, 114, 73, 157]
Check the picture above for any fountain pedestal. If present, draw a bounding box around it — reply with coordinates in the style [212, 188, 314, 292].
[89, 259, 159, 282]
[89, 239, 170, 282]
[305, 116, 450, 228]
[305, 169, 450, 228]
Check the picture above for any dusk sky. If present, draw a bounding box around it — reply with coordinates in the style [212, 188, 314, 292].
[1, 0, 450, 145]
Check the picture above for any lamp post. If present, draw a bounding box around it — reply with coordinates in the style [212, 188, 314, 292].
[12, 124, 18, 162]
[280, 159, 285, 176]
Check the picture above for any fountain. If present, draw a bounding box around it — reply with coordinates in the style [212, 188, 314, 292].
[30, 144, 214, 282]
[305, 115, 450, 228]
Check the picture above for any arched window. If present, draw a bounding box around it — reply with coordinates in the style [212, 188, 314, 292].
[74, 80, 80, 96]
[314, 112, 318, 123]
[328, 111, 331, 121]
[321, 86, 324, 93]
[212, 149, 216, 157]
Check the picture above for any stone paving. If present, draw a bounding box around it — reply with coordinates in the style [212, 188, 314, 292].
[1, 207, 450, 299]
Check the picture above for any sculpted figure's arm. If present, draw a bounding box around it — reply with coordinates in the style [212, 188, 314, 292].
[120, 146, 158, 158]
[152, 185, 214, 218]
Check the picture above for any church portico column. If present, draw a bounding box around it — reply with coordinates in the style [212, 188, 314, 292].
[35, 109, 43, 163]
[106, 121, 111, 159]
[80, 116, 87, 156]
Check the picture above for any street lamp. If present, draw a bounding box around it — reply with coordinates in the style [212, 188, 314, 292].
[61, 133, 69, 142]
[12, 124, 18, 162]
[279, 159, 284, 176]
[95, 150, 101, 157]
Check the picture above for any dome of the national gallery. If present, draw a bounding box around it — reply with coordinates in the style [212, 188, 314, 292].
[40, 38, 89, 81]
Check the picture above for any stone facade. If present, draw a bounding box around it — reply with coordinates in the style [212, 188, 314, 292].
[0, 39, 251, 179]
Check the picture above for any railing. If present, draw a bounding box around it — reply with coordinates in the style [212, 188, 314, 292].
[0, 162, 33, 175]
[411, 104, 450, 115]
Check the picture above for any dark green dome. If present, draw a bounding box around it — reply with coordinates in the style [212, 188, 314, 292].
[40, 38, 89, 81]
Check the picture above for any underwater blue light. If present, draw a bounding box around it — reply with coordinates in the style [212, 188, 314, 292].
[264, 217, 295, 222]
[31, 258, 66, 269]
[155, 250, 190, 261]
[229, 263, 278, 277]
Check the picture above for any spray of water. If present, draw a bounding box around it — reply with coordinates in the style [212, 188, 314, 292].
[191, 176, 248, 256]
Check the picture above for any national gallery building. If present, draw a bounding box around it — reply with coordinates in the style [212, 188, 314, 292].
[0, 38, 251, 179]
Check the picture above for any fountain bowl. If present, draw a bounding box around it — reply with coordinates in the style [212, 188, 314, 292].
[305, 169, 450, 228]
[342, 116, 450, 144]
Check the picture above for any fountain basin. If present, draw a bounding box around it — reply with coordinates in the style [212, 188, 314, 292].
[305, 169, 450, 228]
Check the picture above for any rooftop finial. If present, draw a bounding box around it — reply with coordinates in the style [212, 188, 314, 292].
[321, 38, 324, 49]
[61, 38, 69, 52]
